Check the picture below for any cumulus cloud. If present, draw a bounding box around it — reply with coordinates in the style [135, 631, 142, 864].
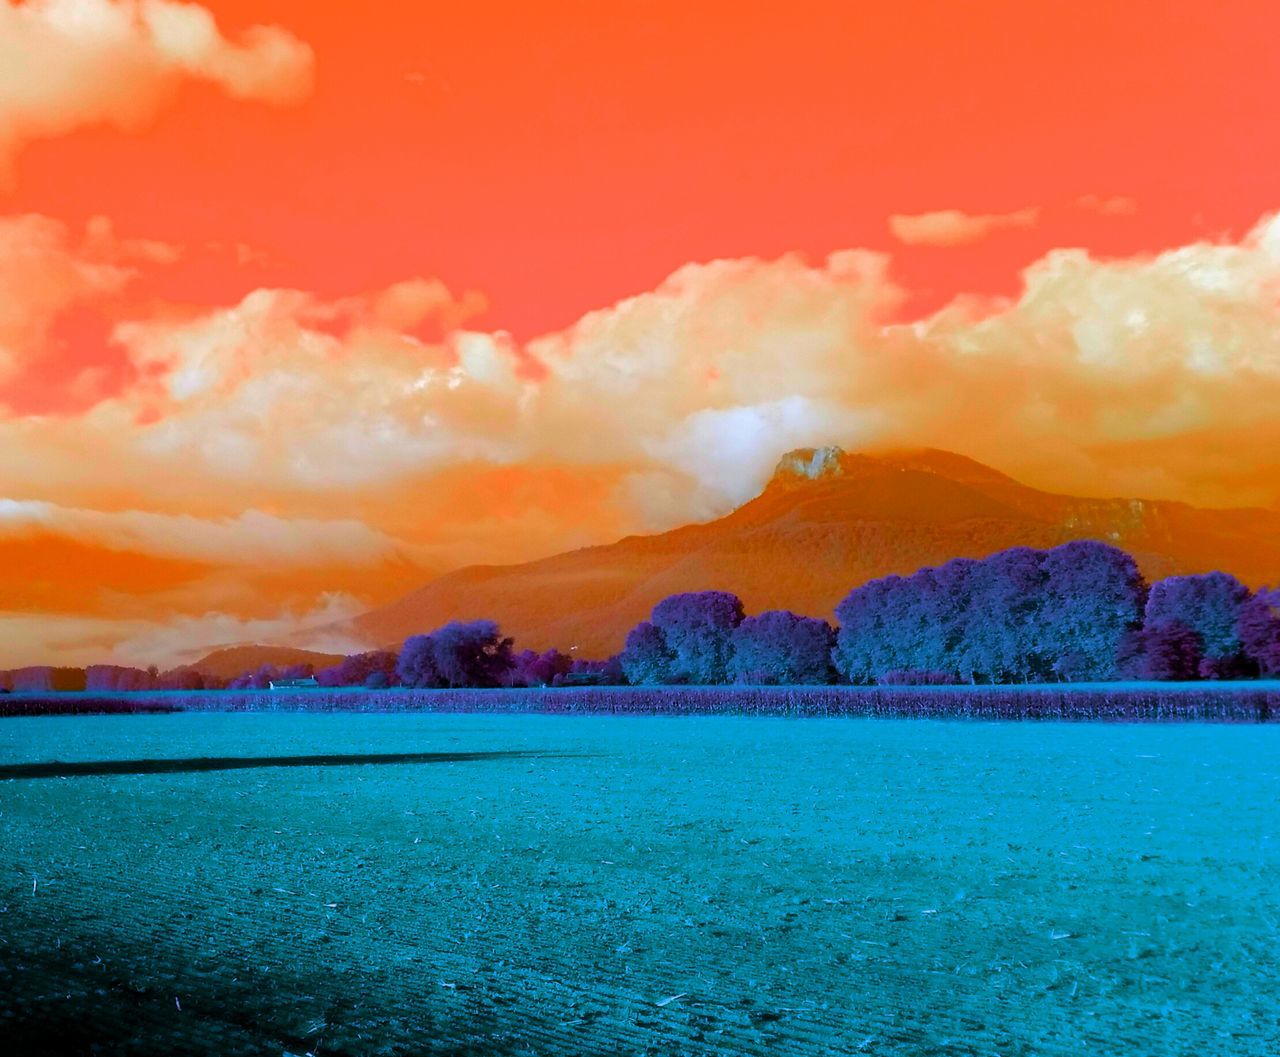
[0, 0, 314, 183]
[0, 211, 179, 383]
[888, 207, 1040, 246]
[7, 218, 1280, 521]
[111, 284, 508, 489]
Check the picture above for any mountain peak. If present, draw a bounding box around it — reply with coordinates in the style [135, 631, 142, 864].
[769, 445, 1022, 491]
[771, 446, 849, 483]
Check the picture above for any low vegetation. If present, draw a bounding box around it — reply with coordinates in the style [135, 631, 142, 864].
[0, 696, 180, 717]
[5, 684, 1277, 721]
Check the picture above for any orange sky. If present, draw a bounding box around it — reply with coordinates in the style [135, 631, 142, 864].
[3, 0, 1280, 666]
[11, 1, 1280, 342]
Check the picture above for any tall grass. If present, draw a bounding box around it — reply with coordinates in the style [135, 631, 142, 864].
[6, 684, 1274, 721]
[0, 696, 182, 717]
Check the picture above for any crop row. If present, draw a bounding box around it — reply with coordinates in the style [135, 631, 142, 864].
[4, 684, 1277, 721]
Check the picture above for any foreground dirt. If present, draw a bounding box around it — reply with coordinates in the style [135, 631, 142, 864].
[1, 714, 1277, 1055]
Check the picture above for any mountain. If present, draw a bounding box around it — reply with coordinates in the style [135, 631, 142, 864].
[188, 645, 346, 681]
[352, 447, 1280, 658]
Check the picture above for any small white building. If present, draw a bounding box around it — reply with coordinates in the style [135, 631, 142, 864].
[268, 677, 320, 690]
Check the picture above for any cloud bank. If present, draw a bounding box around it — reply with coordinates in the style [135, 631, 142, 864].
[0, 499, 408, 568]
[889, 207, 1040, 246]
[4, 210, 1280, 664]
[0, 593, 365, 669]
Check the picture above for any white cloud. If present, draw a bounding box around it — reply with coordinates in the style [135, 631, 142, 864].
[0, 0, 314, 183]
[0, 212, 141, 380]
[107, 592, 368, 667]
[644, 396, 884, 508]
[7, 216, 1280, 528]
[889, 207, 1040, 246]
[0, 499, 410, 568]
[0, 593, 366, 669]
[14, 213, 1280, 503]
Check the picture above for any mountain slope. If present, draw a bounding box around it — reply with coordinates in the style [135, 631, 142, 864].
[189, 645, 346, 681]
[353, 447, 1280, 657]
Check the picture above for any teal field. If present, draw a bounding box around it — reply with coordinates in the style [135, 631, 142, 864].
[2, 714, 1277, 1055]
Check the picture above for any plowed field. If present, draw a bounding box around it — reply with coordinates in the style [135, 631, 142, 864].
[2, 714, 1277, 1055]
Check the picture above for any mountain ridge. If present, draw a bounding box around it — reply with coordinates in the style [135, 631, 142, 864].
[345, 447, 1280, 658]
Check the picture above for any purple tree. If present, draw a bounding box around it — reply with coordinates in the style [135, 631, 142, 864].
[431, 620, 515, 687]
[396, 621, 514, 689]
[728, 610, 835, 684]
[833, 575, 912, 684]
[878, 668, 955, 685]
[649, 591, 746, 684]
[835, 541, 1145, 684]
[86, 665, 155, 691]
[1041, 540, 1146, 681]
[1239, 587, 1280, 676]
[7, 667, 87, 692]
[358, 652, 400, 688]
[318, 651, 400, 688]
[869, 566, 944, 676]
[396, 634, 443, 688]
[562, 654, 627, 685]
[958, 549, 1046, 681]
[1144, 573, 1252, 676]
[157, 667, 205, 690]
[1115, 622, 1204, 681]
[227, 665, 312, 685]
[509, 648, 573, 687]
[227, 665, 276, 690]
[921, 557, 981, 678]
[1197, 652, 1256, 680]
[120, 667, 156, 691]
[620, 621, 675, 685]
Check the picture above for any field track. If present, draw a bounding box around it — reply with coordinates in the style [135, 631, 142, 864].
[2, 714, 1278, 1055]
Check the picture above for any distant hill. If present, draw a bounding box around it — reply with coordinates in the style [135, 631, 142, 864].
[351, 447, 1280, 658]
[189, 645, 346, 681]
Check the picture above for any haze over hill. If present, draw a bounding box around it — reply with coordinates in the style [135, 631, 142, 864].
[343, 447, 1280, 659]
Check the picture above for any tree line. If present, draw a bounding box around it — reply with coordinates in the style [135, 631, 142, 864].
[3, 541, 1278, 692]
